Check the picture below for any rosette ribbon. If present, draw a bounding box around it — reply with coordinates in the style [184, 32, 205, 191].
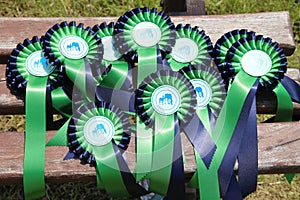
[92, 22, 133, 90]
[135, 70, 217, 199]
[167, 24, 213, 71]
[43, 21, 103, 100]
[114, 7, 176, 180]
[177, 64, 226, 198]
[213, 29, 254, 87]
[67, 101, 148, 197]
[206, 33, 296, 199]
[6, 36, 69, 199]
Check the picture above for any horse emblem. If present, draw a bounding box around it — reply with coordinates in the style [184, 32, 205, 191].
[33, 57, 48, 69]
[159, 93, 173, 105]
[195, 87, 204, 98]
[67, 42, 81, 51]
[92, 124, 107, 136]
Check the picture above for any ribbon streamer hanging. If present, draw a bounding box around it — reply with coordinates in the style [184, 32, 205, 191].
[6, 36, 67, 199]
[136, 69, 217, 199]
[207, 32, 291, 199]
[177, 64, 226, 199]
[114, 7, 176, 181]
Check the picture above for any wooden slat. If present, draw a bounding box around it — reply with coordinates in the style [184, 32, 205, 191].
[1, 121, 300, 185]
[0, 11, 296, 63]
[1, 64, 299, 115]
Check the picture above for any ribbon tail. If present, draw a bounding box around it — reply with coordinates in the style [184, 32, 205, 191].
[182, 113, 216, 168]
[164, 114, 185, 200]
[274, 83, 294, 122]
[96, 86, 135, 113]
[23, 76, 48, 199]
[46, 118, 71, 146]
[218, 80, 258, 197]
[237, 97, 258, 197]
[134, 118, 153, 181]
[281, 75, 300, 103]
[149, 114, 175, 195]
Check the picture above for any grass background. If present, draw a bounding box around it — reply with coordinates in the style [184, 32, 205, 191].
[0, 0, 300, 199]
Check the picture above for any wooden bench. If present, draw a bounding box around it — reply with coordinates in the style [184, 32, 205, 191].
[0, 11, 300, 192]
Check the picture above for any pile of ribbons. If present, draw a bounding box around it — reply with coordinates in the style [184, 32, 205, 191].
[6, 7, 300, 200]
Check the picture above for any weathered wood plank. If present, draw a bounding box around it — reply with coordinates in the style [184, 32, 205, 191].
[0, 11, 296, 63]
[1, 121, 300, 185]
[1, 64, 299, 115]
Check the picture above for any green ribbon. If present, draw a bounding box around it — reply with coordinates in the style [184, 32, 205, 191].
[149, 114, 174, 194]
[68, 103, 132, 196]
[6, 37, 70, 199]
[114, 8, 176, 181]
[191, 71, 257, 199]
[24, 75, 47, 199]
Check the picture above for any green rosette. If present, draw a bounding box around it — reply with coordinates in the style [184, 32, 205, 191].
[5, 36, 66, 199]
[67, 101, 147, 197]
[167, 24, 213, 71]
[213, 29, 254, 86]
[92, 22, 132, 90]
[179, 64, 226, 198]
[114, 7, 176, 181]
[43, 21, 103, 98]
[226, 35, 290, 121]
[114, 7, 176, 85]
[198, 34, 289, 199]
[135, 70, 196, 197]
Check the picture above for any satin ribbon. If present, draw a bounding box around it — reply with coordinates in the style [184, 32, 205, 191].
[179, 64, 226, 198]
[114, 7, 176, 181]
[206, 33, 292, 199]
[136, 70, 217, 198]
[6, 36, 71, 199]
[67, 101, 148, 197]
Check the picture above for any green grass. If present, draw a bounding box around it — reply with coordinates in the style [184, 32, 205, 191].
[0, 0, 300, 199]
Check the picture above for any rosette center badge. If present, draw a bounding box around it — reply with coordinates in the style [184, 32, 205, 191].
[241, 50, 272, 77]
[190, 79, 212, 109]
[151, 85, 181, 115]
[59, 35, 89, 59]
[132, 22, 162, 47]
[26, 51, 55, 76]
[84, 116, 115, 146]
[171, 38, 199, 63]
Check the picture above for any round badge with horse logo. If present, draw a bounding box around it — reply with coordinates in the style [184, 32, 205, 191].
[132, 22, 162, 47]
[84, 116, 115, 146]
[241, 49, 272, 77]
[59, 35, 89, 59]
[26, 51, 56, 77]
[190, 79, 212, 109]
[151, 85, 181, 115]
[171, 38, 199, 63]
